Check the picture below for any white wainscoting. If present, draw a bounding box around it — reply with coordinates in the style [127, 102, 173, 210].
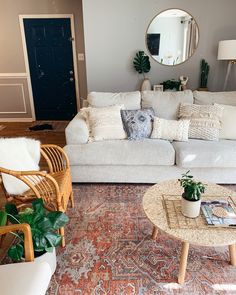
[0, 73, 34, 122]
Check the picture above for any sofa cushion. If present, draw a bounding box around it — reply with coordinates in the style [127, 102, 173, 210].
[87, 91, 141, 110]
[121, 108, 154, 140]
[193, 90, 236, 106]
[172, 139, 236, 168]
[64, 139, 175, 166]
[141, 90, 193, 120]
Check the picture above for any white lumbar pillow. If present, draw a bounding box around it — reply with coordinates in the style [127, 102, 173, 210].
[88, 105, 127, 141]
[215, 103, 236, 139]
[151, 117, 190, 141]
[0, 137, 41, 195]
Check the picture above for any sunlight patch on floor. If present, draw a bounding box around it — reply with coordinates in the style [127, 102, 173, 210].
[212, 284, 236, 291]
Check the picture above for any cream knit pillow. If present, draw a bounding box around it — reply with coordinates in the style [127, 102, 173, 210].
[151, 117, 190, 141]
[88, 105, 126, 141]
[179, 103, 223, 141]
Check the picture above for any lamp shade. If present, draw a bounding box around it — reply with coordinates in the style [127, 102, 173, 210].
[218, 40, 236, 60]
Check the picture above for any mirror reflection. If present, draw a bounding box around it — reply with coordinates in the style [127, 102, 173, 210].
[146, 9, 199, 66]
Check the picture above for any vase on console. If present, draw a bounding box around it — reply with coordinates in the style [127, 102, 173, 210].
[141, 77, 151, 91]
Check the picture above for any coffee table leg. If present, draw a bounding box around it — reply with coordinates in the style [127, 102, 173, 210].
[151, 226, 158, 240]
[229, 244, 236, 266]
[178, 242, 189, 284]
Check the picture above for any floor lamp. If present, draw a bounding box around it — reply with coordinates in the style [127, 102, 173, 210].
[217, 40, 236, 91]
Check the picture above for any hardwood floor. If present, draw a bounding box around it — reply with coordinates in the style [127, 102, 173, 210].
[0, 121, 68, 147]
[0, 121, 68, 262]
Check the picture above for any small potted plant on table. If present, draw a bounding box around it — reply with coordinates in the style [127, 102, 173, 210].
[178, 171, 206, 218]
[2, 199, 69, 274]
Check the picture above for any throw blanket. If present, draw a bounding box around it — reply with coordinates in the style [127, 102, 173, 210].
[0, 137, 41, 195]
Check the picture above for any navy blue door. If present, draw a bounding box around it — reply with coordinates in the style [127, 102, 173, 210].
[24, 18, 77, 120]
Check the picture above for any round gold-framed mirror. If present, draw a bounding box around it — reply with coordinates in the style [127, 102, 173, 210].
[146, 8, 199, 66]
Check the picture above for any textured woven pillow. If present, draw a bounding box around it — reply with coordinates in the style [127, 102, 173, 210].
[151, 117, 190, 141]
[178, 103, 223, 141]
[121, 108, 154, 140]
[88, 105, 126, 141]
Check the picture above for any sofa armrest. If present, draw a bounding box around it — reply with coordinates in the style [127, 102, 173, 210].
[65, 113, 89, 144]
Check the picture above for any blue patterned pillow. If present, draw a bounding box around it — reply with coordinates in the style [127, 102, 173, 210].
[121, 108, 154, 140]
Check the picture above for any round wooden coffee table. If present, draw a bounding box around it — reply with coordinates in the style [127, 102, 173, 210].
[143, 180, 236, 284]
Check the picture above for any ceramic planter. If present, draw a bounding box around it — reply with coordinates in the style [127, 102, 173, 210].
[141, 78, 151, 91]
[35, 247, 57, 275]
[181, 194, 201, 218]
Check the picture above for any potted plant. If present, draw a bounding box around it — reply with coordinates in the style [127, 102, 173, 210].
[162, 79, 181, 91]
[178, 171, 206, 218]
[2, 199, 69, 274]
[199, 59, 210, 91]
[133, 50, 151, 91]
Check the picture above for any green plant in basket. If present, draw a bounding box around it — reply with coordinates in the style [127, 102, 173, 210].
[2, 199, 69, 262]
[178, 170, 206, 201]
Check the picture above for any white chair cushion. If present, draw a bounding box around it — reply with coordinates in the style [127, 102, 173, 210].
[0, 261, 51, 295]
[0, 138, 40, 195]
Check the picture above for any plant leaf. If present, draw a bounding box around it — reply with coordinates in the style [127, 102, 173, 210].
[0, 211, 7, 226]
[47, 211, 69, 230]
[133, 51, 150, 74]
[45, 232, 62, 247]
[36, 217, 53, 232]
[32, 199, 44, 216]
[5, 203, 18, 216]
[33, 232, 48, 251]
[8, 244, 24, 262]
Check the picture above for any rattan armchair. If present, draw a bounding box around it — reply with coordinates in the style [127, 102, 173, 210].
[0, 144, 74, 247]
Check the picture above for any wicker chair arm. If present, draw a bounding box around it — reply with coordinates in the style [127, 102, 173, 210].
[0, 168, 61, 210]
[40, 144, 70, 173]
[0, 224, 34, 262]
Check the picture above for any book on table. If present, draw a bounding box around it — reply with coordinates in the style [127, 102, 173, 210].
[201, 199, 236, 227]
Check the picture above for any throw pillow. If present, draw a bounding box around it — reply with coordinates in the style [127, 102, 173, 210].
[87, 105, 126, 141]
[215, 103, 236, 139]
[151, 117, 190, 141]
[178, 103, 223, 141]
[121, 108, 154, 140]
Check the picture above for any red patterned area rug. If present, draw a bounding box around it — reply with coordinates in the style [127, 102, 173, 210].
[47, 184, 236, 295]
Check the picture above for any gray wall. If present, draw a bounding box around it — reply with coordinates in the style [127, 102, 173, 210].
[0, 0, 87, 120]
[83, 0, 236, 93]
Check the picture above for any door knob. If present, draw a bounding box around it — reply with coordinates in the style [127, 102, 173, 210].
[69, 77, 74, 82]
[69, 70, 74, 75]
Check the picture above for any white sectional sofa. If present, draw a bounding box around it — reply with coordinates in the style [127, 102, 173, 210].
[64, 90, 236, 184]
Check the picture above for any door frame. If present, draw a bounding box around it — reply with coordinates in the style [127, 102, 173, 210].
[19, 14, 80, 121]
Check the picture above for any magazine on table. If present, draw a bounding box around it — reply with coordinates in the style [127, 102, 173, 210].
[201, 199, 236, 227]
